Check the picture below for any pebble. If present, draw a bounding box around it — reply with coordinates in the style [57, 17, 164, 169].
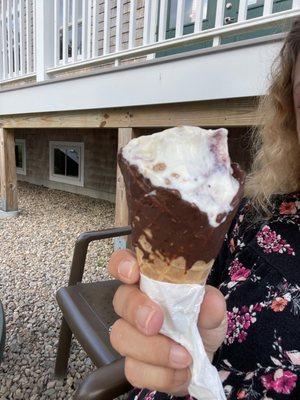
[0, 182, 124, 399]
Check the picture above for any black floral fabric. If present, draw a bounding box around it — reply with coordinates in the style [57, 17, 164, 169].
[127, 192, 300, 400]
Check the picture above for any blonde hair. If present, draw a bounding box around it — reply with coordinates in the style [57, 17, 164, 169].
[245, 18, 300, 217]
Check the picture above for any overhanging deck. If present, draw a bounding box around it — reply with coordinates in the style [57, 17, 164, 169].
[0, 35, 282, 122]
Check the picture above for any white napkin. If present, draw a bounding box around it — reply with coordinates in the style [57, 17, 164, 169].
[140, 273, 226, 400]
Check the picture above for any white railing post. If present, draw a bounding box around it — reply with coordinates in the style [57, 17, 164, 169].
[13, 0, 19, 76]
[92, 0, 99, 58]
[62, 0, 68, 64]
[26, 0, 33, 73]
[158, 0, 168, 42]
[263, 0, 273, 16]
[143, 0, 151, 45]
[19, 0, 26, 75]
[213, 0, 226, 46]
[238, 0, 248, 22]
[73, 0, 79, 61]
[128, 0, 137, 49]
[115, 0, 123, 52]
[175, 0, 185, 38]
[103, 0, 110, 55]
[149, 0, 159, 44]
[1, 0, 8, 80]
[194, 0, 204, 33]
[35, 0, 54, 81]
[7, 0, 13, 77]
[86, 0, 92, 58]
[293, 0, 300, 8]
[53, 0, 60, 67]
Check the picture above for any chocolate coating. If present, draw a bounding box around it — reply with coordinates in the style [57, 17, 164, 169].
[118, 153, 245, 269]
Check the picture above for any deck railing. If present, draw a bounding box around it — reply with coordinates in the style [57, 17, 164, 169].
[0, 0, 35, 82]
[1, 0, 300, 84]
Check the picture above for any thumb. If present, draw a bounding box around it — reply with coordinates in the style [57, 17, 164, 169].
[198, 285, 228, 360]
[198, 285, 227, 330]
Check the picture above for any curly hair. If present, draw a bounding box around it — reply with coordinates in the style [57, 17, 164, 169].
[245, 18, 300, 217]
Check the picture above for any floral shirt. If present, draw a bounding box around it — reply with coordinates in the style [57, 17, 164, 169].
[127, 192, 300, 400]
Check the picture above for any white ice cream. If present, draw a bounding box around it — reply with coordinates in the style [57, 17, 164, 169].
[122, 126, 239, 227]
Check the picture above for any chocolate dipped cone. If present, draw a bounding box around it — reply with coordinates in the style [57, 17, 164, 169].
[118, 126, 245, 285]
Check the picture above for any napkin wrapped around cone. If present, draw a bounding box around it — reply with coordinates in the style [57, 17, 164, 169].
[118, 126, 245, 399]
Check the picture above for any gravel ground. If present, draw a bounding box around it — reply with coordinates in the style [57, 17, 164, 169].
[0, 182, 126, 399]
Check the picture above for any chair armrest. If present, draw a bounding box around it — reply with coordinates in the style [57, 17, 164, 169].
[69, 226, 132, 286]
[74, 358, 132, 400]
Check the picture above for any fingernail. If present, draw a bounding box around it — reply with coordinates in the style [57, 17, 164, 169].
[118, 260, 134, 279]
[170, 345, 191, 367]
[136, 305, 155, 332]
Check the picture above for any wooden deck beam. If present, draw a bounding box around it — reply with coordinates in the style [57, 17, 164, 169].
[0, 97, 260, 129]
[0, 128, 18, 215]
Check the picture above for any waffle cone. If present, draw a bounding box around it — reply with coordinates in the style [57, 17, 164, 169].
[136, 234, 214, 284]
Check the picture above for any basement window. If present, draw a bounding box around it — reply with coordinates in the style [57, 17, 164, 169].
[15, 139, 26, 175]
[49, 141, 84, 186]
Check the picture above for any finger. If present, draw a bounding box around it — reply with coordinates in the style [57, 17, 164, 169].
[110, 319, 192, 369]
[198, 285, 227, 330]
[113, 284, 164, 336]
[108, 250, 140, 283]
[198, 285, 227, 360]
[125, 357, 190, 396]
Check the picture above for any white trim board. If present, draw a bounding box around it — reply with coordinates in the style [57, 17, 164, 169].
[49, 141, 84, 187]
[0, 39, 282, 116]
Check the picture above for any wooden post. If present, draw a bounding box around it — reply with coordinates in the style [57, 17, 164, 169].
[114, 128, 136, 250]
[0, 128, 18, 215]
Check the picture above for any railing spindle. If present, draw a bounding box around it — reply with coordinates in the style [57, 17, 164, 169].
[213, 0, 225, 46]
[149, 0, 159, 44]
[238, 0, 248, 22]
[103, 0, 110, 55]
[128, 0, 137, 49]
[72, 0, 78, 61]
[25, 0, 32, 73]
[19, 0, 25, 74]
[92, 0, 99, 58]
[1, 0, 8, 79]
[13, 0, 19, 75]
[143, 0, 151, 45]
[158, 0, 168, 41]
[175, 0, 185, 38]
[7, 0, 13, 77]
[115, 0, 123, 52]
[263, 0, 274, 16]
[81, 0, 88, 59]
[194, 0, 204, 33]
[62, 0, 68, 64]
[53, 0, 60, 66]
[86, 0, 92, 57]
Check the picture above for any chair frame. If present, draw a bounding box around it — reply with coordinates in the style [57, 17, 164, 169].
[54, 226, 132, 399]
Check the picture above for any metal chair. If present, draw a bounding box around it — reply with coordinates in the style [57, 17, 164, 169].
[55, 226, 133, 399]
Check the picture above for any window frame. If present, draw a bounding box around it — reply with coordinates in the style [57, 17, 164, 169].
[49, 141, 84, 187]
[15, 139, 26, 175]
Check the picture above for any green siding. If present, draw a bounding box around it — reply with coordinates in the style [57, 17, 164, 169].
[156, 0, 292, 58]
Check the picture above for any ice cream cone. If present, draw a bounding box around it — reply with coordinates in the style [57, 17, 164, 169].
[136, 232, 214, 284]
[118, 157, 245, 286]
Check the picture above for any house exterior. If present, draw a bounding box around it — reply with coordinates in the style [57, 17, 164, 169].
[0, 0, 299, 240]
